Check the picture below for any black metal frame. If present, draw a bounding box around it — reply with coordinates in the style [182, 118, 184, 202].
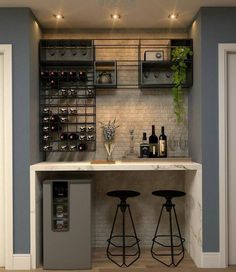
[107, 200, 141, 267]
[151, 199, 185, 267]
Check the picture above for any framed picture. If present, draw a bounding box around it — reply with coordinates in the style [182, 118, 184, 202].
[144, 50, 164, 61]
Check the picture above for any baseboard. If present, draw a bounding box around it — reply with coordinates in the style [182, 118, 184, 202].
[201, 252, 224, 268]
[12, 254, 31, 270]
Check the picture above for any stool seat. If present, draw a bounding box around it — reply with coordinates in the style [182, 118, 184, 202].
[107, 190, 140, 200]
[106, 189, 141, 267]
[152, 190, 186, 200]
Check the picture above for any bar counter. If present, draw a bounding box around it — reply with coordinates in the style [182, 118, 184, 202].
[30, 159, 203, 268]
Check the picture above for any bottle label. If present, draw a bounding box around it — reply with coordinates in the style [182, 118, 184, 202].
[140, 145, 149, 158]
[159, 140, 166, 155]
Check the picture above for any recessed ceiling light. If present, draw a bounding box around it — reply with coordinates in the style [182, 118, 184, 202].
[110, 14, 121, 20]
[53, 14, 64, 20]
[168, 13, 179, 20]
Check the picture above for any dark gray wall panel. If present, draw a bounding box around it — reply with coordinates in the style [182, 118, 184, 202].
[0, 8, 41, 253]
[188, 7, 236, 252]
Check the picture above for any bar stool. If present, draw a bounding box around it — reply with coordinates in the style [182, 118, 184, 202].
[151, 190, 186, 267]
[106, 190, 141, 267]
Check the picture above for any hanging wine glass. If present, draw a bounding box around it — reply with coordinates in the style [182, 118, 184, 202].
[48, 46, 56, 57]
[81, 46, 88, 56]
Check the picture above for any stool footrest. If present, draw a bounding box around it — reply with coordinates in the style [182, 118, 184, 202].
[152, 235, 185, 248]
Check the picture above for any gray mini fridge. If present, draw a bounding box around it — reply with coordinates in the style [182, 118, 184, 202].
[43, 179, 91, 269]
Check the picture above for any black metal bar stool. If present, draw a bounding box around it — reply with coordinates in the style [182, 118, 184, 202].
[106, 190, 141, 267]
[151, 190, 186, 267]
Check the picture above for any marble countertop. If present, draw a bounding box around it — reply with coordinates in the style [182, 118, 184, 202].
[30, 159, 201, 171]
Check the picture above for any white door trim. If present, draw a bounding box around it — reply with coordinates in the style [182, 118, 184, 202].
[218, 43, 236, 267]
[0, 44, 13, 269]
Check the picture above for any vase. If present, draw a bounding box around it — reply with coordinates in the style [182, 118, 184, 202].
[104, 141, 115, 161]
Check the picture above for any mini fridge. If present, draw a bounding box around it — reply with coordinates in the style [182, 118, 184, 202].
[43, 179, 91, 269]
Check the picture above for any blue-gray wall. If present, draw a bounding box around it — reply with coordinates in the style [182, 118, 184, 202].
[189, 7, 236, 252]
[0, 8, 42, 253]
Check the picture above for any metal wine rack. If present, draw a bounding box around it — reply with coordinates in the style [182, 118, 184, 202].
[39, 40, 96, 152]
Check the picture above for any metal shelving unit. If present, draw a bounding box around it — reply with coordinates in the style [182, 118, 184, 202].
[39, 38, 193, 154]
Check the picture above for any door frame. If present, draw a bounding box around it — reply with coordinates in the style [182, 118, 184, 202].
[218, 43, 236, 267]
[0, 44, 13, 268]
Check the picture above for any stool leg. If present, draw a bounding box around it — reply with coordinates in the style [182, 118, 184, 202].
[127, 206, 141, 265]
[151, 204, 164, 253]
[107, 205, 119, 260]
[168, 206, 174, 265]
[122, 205, 126, 266]
[173, 206, 185, 266]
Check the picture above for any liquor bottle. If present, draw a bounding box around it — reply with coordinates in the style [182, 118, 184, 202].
[159, 126, 167, 158]
[60, 132, 68, 141]
[68, 133, 78, 141]
[149, 125, 158, 158]
[78, 143, 87, 151]
[140, 132, 150, 158]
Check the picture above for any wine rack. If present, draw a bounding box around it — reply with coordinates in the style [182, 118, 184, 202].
[39, 40, 96, 152]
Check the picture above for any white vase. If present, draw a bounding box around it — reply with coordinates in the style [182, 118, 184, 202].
[104, 141, 115, 161]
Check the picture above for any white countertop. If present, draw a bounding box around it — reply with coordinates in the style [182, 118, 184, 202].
[30, 159, 201, 171]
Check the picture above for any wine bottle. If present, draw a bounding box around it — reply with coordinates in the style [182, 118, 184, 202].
[60, 145, 68, 151]
[68, 133, 78, 141]
[78, 143, 87, 151]
[69, 145, 77, 151]
[43, 134, 51, 141]
[60, 133, 68, 141]
[149, 125, 158, 158]
[50, 124, 62, 132]
[43, 108, 52, 115]
[159, 126, 167, 158]
[60, 117, 68, 123]
[43, 145, 53, 151]
[60, 108, 68, 115]
[78, 71, 87, 82]
[43, 116, 50, 123]
[140, 132, 149, 158]
[49, 71, 58, 79]
[50, 114, 60, 123]
[68, 71, 77, 82]
[59, 71, 67, 81]
[43, 126, 49, 132]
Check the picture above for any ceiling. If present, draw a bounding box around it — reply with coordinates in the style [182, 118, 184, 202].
[0, 0, 236, 29]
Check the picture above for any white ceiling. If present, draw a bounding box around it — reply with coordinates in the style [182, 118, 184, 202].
[0, 0, 236, 29]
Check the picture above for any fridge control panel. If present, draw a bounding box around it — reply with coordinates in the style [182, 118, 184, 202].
[52, 182, 69, 231]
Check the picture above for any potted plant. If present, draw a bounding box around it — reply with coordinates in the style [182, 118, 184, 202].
[171, 46, 193, 124]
